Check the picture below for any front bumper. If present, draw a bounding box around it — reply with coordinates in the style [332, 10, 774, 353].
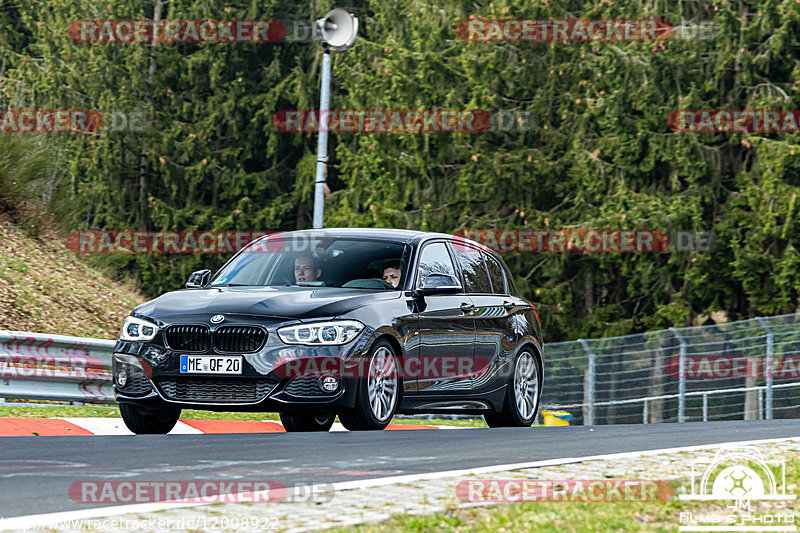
[112, 325, 374, 412]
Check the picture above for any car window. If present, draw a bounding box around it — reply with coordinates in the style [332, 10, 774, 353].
[210, 237, 407, 289]
[453, 244, 492, 294]
[499, 258, 523, 298]
[484, 253, 508, 295]
[416, 242, 456, 287]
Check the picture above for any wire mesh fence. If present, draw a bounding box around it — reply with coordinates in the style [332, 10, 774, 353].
[540, 313, 800, 425]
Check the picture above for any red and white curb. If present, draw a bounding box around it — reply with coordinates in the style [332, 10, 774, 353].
[0, 417, 465, 436]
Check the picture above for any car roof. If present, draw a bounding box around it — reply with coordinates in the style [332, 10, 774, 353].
[252, 227, 492, 253]
[259, 228, 429, 244]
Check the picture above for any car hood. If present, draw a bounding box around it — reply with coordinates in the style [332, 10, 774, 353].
[134, 286, 401, 322]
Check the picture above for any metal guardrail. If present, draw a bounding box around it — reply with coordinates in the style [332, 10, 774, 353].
[0, 331, 115, 404]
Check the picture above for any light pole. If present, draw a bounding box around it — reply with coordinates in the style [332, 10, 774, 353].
[313, 8, 358, 229]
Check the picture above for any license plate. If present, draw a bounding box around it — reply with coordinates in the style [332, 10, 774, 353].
[180, 355, 242, 374]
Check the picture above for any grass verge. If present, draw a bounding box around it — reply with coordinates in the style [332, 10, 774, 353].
[330, 458, 799, 532]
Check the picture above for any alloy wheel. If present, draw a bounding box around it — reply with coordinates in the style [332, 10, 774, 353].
[367, 346, 398, 422]
[514, 352, 539, 420]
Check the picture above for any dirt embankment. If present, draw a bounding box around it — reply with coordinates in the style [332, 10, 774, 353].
[0, 219, 145, 339]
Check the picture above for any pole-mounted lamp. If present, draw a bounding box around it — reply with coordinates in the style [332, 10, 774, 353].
[312, 8, 358, 229]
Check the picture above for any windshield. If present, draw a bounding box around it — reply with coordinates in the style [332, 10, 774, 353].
[209, 236, 411, 290]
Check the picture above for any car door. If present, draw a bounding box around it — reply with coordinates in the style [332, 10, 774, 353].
[453, 246, 517, 393]
[414, 241, 476, 394]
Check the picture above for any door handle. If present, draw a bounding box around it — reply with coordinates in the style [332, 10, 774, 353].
[503, 300, 516, 310]
[460, 302, 475, 313]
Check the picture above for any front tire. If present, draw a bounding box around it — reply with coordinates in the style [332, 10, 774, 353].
[119, 402, 181, 434]
[484, 350, 540, 428]
[279, 412, 335, 432]
[339, 340, 400, 431]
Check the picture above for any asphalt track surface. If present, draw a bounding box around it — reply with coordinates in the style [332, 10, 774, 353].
[2, 420, 800, 518]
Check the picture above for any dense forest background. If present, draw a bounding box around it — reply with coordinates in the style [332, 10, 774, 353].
[1, 0, 798, 342]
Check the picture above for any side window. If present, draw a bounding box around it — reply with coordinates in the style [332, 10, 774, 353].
[501, 260, 522, 298]
[416, 242, 456, 286]
[453, 245, 492, 294]
[484, 254, 508, 295]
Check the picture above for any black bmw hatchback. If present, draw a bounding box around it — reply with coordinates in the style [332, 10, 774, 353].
[113, 228, 543, 433]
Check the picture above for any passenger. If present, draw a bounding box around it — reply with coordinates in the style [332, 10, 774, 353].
[382, 260, 402, 288]
[295, 256, 322, 282]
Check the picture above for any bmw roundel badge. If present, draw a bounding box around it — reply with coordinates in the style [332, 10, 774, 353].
[210, 314, 225, 324]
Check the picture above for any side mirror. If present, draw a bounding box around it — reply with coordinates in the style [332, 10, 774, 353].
[185, 269, 211, 288]
[414, 273, 463, 296]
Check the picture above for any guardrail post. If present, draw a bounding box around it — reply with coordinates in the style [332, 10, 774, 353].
[756, 317, 773, 420]
[579, 339, 595, 426]
[670, 328, 686, 423]
[702, 393, 708, 422]
[643, 399, 648, 424]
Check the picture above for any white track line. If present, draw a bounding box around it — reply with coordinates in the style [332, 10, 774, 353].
[2, 435, 799, 531]
[57, 418, 203, 436]
[49, 418, 457, 435]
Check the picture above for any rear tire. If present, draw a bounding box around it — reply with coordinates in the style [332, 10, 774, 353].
[279, 412, 335, 432]
[119, 402, 181, 434]
[339, 340, 400, 431]
[484, 350, 540, 428]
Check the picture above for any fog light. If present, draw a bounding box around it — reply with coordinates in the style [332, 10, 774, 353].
[116, 369, 128, 387]
[319, 375, 339, 392]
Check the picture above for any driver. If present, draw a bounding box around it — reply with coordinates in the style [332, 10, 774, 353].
[295, 256, 322, 282]
[382, 260, 402, 288]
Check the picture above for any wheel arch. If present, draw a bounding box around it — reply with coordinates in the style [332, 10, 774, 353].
[371, 332, 405, 389]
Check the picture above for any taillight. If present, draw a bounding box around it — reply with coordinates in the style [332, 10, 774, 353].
[530, 304, 541, 327]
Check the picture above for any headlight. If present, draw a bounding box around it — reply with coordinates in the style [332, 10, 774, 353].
[120, 316, 159, 342]
[277, 320, 364, 345]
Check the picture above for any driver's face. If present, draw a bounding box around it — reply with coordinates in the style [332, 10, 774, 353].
[383, 267, 401, 288]
[295, 258, 320, 282]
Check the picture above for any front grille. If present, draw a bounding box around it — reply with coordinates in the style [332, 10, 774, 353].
[157, 376, 279, 403]
[164, 325, 210, 352]
[283, 376, 333, 397]
[214, 326, 267, 353]
[120, 366, 153, 396]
